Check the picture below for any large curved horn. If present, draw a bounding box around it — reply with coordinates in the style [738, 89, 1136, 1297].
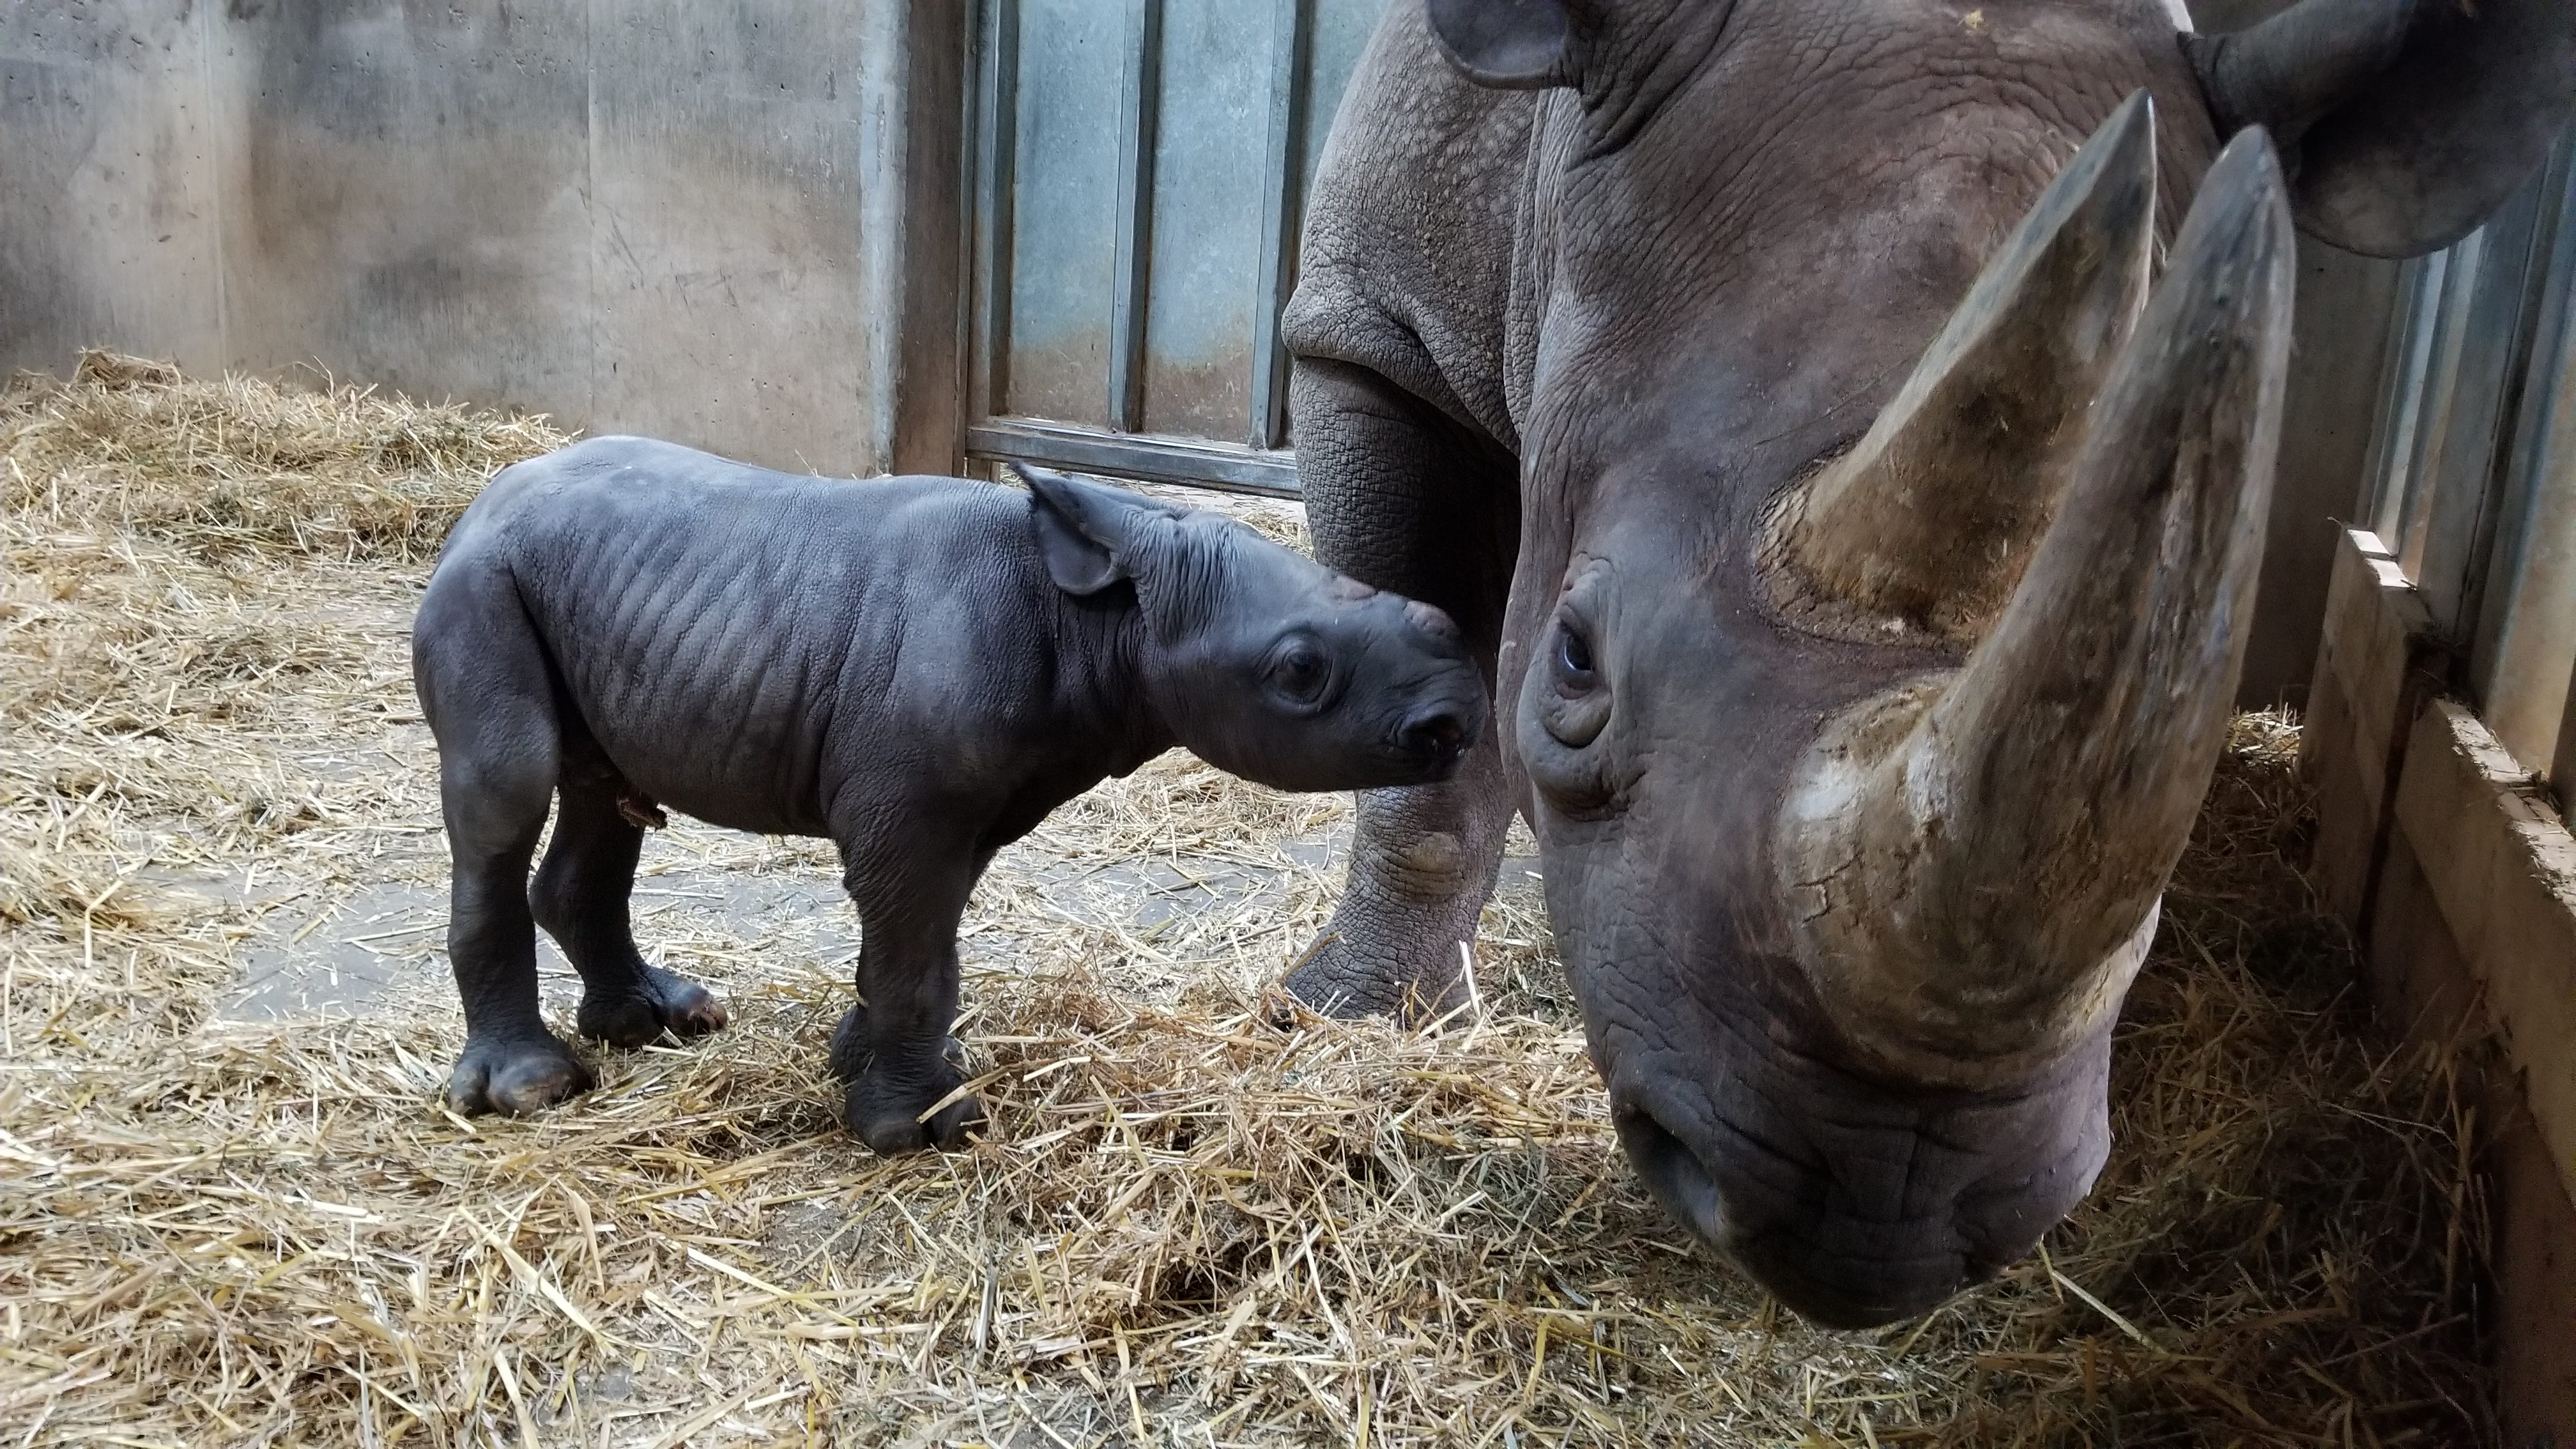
[1768, 93, 2157, 647]
[1778, 130, 2297, 1085]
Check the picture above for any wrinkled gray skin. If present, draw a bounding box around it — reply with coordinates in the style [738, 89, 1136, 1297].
[1280, 0, 2572, 1326]
[413, 439, 1482, 1150]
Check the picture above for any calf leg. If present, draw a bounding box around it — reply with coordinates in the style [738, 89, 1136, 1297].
[826, 843, 983, 1154]
[530, 782, 729, 1049]
[417, 567, 592, 1115]
[1284, 357, 1520, 1018]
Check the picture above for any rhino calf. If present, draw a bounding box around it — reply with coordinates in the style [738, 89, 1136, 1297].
[412, 438, 1483, 1149]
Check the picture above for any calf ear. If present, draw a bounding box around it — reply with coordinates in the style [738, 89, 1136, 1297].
[1424, 0, 1584, 89]
[2185, 0, 2575, 257]
[1015, 463, 1170, 597]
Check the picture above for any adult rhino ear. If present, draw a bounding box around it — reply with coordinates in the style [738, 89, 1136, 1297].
[2184, 0, 2576, 257]
[1423, 0, 1585, 89]
[1015, 463, 1176, 597]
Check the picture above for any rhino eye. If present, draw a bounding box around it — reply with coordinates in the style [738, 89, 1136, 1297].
[1267, 636, 1331, 705]
[1554, 622, 1598, 693]
[1537, 615, 1611, 753]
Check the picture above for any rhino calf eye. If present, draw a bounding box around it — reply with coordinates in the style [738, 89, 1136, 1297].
[1269, 639, 1331, 703]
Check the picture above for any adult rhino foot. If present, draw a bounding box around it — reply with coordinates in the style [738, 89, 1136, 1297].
[577, 965, 729, 1049]
[829, 1004, 981, 1153]
[446, 1032, 595, 1116]
[1282, 930, 1468, 1022]
[1286, 781, 1509, 1022]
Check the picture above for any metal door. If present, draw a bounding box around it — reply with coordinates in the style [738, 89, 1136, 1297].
[964, 0, 1386, 496]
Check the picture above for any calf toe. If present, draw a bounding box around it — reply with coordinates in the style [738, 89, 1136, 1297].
[851, 1100, 932, 1154]
[578, 966, 728, 1048]
[848, 1092, 985, 1154]
[447, 1035, 594, 1116]
[844, 1068, 983, 1155]
[668, 983, 729, 1035]
[923, 1094, 986, 1150]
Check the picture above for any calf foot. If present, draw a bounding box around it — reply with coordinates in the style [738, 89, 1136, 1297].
[839, 1057, 979, 1144]
[830, 1004, 981, 1153]
[447, 1032, 595, 1116]
[845, 1071, 985, 1154]
[827, 1001, 873, 1080]
[827, 1002, 967, 1077]
[578, 964, 730, 1049]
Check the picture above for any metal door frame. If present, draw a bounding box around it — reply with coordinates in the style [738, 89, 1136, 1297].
[961, 0, 1318, 496]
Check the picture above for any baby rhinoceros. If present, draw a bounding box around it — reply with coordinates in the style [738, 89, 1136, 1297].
[412, 437, 1484, 1149]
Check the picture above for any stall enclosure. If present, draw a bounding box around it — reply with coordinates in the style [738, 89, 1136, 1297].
[2301, 123, 2576, 1441]
[0, 0, 2448, 702]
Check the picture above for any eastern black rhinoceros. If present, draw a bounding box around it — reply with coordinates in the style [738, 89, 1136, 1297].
[413, 444, 1482, 1145]
[1279, 0, 2573, 1326]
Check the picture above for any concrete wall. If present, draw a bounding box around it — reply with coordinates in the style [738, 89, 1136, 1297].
[2, 0, 966, 477]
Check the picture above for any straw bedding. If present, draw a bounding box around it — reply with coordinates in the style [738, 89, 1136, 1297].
[1, 354, 2496, 1445]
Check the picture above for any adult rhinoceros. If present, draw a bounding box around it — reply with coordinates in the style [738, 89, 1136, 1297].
[1278, 0, 2573, 1326]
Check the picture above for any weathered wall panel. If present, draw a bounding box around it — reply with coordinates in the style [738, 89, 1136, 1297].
[2306, 525, 2576, 1440]
[214, 1, 595, 419]
[997, 0, 1123, 430]
[2242, 238, 2403, 707]
[2, 1, 227, 372]
[3, 0, 947, 477]
[586, 0, 873, 468]
[1135, 0, 1265, 441]
[884, 0, 970, 478]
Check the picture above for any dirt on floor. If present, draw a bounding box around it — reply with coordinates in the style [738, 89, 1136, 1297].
[0, 355, 2500, 1446]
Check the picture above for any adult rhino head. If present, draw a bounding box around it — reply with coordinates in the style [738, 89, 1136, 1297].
[1279, 0, 2572, 1326]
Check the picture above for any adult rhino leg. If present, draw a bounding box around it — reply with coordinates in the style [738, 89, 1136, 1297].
[530, 780, 730, 1050]
[1286, 356, 1518, 1019]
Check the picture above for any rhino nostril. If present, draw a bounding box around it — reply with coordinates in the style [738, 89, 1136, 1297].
[1400, 710, 1467, 759]
[1616, 1107, 1729, 1250]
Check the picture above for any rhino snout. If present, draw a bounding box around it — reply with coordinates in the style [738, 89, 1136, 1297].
[1614, 1099, 2001, 1329]
[1607, 1032, 2112, 1330]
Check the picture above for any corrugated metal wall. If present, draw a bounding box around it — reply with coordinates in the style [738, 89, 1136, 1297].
[2362, 127, 2576, 788]
[961, 0, 1384, 494]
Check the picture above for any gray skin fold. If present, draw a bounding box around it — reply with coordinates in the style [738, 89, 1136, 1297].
[2186, 0, 2576, 256]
